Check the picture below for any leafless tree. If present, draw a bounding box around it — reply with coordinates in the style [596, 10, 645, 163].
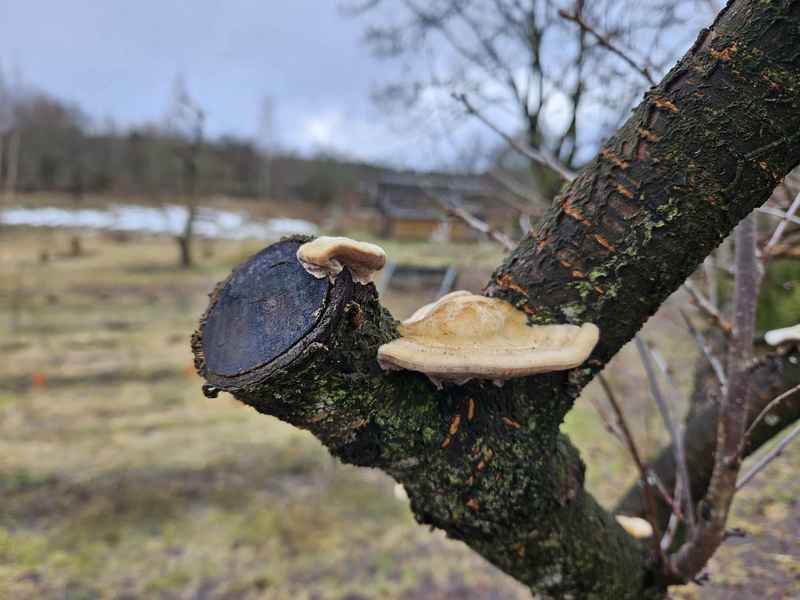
[345, 0, 713, 194]
[165, 75, 205, 269]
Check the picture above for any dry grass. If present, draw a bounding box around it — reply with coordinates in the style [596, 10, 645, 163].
[0, 219, 797, 599]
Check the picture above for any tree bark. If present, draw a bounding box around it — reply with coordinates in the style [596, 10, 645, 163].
[193, 2, 800, 597]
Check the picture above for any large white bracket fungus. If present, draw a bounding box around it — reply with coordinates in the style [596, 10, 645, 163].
[377, 291, 600, 387]
[764, 323, 800, 346]
[297, 236, 386, 284]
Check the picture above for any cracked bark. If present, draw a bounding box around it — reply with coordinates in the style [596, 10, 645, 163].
[193, 1, 800, 598]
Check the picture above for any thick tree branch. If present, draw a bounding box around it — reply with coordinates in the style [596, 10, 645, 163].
[194, 2, 800, 597]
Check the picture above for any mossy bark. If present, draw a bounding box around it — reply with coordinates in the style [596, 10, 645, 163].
[193, 2, 800, 598]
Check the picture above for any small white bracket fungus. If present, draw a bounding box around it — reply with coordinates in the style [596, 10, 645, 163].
[377, 291, 599, 387]
[615, 515, 654, 539]
[297, 236, 386, 284]
[764, 323, 800, 346]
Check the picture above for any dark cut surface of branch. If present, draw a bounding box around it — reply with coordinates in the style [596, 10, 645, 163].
[194, 2, 800, 598]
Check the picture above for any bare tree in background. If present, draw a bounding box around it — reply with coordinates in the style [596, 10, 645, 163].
[165, 75, 205, 269]
[345, 0, 713, 194]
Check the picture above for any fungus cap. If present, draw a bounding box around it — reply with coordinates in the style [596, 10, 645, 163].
[764, 323, 800, 346]
[377, 291, 599, 386]
[615, 515, 654, 539]
[297, 236, 386, 284]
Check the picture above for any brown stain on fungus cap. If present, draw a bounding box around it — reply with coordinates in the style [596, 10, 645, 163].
[377, 291, 599, 388]
[297, 236, 386, 284]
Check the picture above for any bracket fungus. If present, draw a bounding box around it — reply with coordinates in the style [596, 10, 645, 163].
[614, 515, 654, 540]
[297, 236, 386, 284]
[377, 291, 599, 387]
[764, 323, 800, 346]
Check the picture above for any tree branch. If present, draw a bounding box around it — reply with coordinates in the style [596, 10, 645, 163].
[453, 92, 577, 182]
[194, 3, 800, 597]
[558, 9, 657, 86]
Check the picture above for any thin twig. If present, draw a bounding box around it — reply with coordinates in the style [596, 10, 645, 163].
[422, 188, 517, 251]
[635, 336, 696, 535]
[757, 206, 800, 227]
[669, 215, 762, 580]
[763, 190, 800, 255]
[683, 280, 732, 334]
[453, 93, 576, 182]
[736, 421, 800, 489]
[443, 200, 517, 250]
[597, 373, 666, 561]
[678, 309, 727, 394]
[661, 478, 684, 552]
[744, 382, 800, 441]
[558, 10, 656, 86]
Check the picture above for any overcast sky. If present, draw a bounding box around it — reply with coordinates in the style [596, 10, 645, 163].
[0, 0, 467, 168]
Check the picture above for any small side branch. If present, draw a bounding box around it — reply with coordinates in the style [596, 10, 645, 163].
[558, 10, 656, 86]
[635, 336, 696, 535]
[737, 421, 800, 489]
[597, 373, 666, 562]
[453, 93, 576, 182]
[683, 280, 732, 334]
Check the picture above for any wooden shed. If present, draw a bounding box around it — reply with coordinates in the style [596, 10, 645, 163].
[364, 173, 516, 242]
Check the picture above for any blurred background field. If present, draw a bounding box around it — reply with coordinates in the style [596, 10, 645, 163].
[1, 197, 797, 600]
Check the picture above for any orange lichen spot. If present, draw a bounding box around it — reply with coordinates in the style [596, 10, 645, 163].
[537, 239, 547, 253]
[572, 270, 585, 278]
[563, 198, 592, 227]
[601, 148, 629, 170]
[615, 184, 635, 200]
[466, 498, 480, 511]
[31, 371, 48, 389]
[449, 413, 462, 436]
[467, 398, 476, 421]
[709, 42, 737, 62]
[637, 127, 660, 142]
[594, 285, 605, 295]
[594, 234, 616, 252]
[496, 273, 528, 296]
[501, 416, 521, 429]
[477, 448, 495, 471]
[512, 543, 526, 558]
[653, 97, 679, 113]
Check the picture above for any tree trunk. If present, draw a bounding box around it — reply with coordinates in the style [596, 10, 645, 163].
[193, 1, 800, 597]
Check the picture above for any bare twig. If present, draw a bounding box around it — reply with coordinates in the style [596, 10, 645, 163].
[744, 382, 800, 441]
[757, 205, 800, 227]
[669, 214, 762, 581]
[597, 373, 666, 561]
[558, 10, 656, 86]
[763, 190, 800, 255]
[678, 309, 727, 394]
[421, 187, 517, 251]
[683, 280, 732, 334]
[661, 478, 684, 552]
[453, 93, 576, 182]
[736, 421, 800, 489]
[635, 336, 696, 535]
[487, 170, 547, 214]
[703, 253, 718, 309]
[441, 199, 517, 251]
